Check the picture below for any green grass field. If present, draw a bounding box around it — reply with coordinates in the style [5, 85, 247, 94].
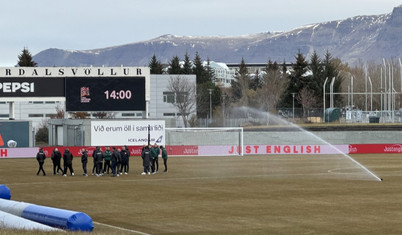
[0, 154, 401, 234]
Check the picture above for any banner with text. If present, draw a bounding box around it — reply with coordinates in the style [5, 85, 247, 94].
[348, 144, 402, 154]
[197, 144, 350, 156]
[91, 120, 165, 146]
[0, 148, 39, 158]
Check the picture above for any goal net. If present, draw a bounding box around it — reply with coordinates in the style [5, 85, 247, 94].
[165, 127, 244, 156]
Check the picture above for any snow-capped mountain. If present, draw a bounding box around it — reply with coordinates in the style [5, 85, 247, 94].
[33, 5, 402, 66]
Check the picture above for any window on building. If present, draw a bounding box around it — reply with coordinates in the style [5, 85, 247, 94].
[136, 113, 143, 117]
[122, 113, 135, 117]
[163, 113, 175, 117]
[163, 92, 175, 103]
[45, 101, 56, 104]
[163, 91, 188, 104]
[0, 114, 9, 118]
[32, 101, 44, 104]
[29, 114, 44, 117]
[176, 92, 188, 103]
[45, 114, 55, 117]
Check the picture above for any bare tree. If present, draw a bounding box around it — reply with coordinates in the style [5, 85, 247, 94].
[72, 112, 90, 119]
[167, 76, 196, 127]
[296, 87, 317, 118]
[93, 112, 116, 119]
[50, 104, 65, 119]
[258, 61, 288, 114]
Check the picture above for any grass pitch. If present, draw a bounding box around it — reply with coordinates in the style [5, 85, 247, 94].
[0, 154, 401, 234]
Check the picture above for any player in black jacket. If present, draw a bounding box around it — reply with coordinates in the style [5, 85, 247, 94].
[94, 147, 104, 176]
[81, 148, 88, 176]
[51, 148, 62, 175]
[141, 145, 151, 175]
[120, 146, 129, 175]
[36, 148, 46, 176]
[110, 147, 120, 177]
[63, 148, 74, 176]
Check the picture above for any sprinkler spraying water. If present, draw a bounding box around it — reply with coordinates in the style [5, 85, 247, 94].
[232, 106, 382, 182]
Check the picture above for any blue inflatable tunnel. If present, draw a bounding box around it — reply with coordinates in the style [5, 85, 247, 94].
[21, 204, 94, 231]
[0, 210, 61, 231]
[0, 185, 11, 200]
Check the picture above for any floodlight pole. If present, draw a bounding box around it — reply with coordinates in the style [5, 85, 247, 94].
[222, 93, 226, 127]
[208, 89, 213, 123]
[323, 77, 329, 122]
[330, 77, 335, 108]
[291, 93, 296, 121]
[368, 76, 373, 111]
[147, 125, 150, 146]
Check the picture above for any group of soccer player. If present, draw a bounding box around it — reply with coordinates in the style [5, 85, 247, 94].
[140, 144, 168, 175]
[36, 144, 168, 177]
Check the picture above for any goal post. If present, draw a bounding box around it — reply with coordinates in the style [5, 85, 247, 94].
[165, 127, 244, 156]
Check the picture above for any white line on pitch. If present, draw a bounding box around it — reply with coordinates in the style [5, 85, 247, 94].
[93, 221, 151, 235]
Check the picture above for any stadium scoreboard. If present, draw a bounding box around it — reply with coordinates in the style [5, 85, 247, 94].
[0, 67, 150, 112]
[65, 77, 146, 111]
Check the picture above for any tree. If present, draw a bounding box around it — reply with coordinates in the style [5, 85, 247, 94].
[181, 52, 193, 74]
[192, 52, 219, 119]
[257, 60, 287, 114]
[166, 76, 196, 127]
[231, 57, 251, 106]
[296, 87, 317, 118]
[93, 112, 116, 119]
[322, 51, 344, 107]
[168, 55, 181, 74]
[205, 58, 215, 83]
[72, 112, 90, 119]
[193, 52, 208, 84]
[35, 120, 49, 145]
[17, 47, 37, 67]
[35, 127, 48, 144]
[308, 51, 325, 108]
[249, 69, 261, 91]
[50, 104, 65, 119]
[280, 51, 309, 109]
[149, 54, 163, 74]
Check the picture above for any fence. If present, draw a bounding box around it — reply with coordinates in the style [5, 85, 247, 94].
[199, 108, 402, 127]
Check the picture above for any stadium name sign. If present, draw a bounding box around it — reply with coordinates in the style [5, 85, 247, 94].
[0, 67, 150, 112]
[0, 67, 144, 77]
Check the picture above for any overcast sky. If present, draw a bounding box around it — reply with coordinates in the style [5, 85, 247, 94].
[0, 0, 400, 66]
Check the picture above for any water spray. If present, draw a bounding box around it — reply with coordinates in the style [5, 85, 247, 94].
[234, 106, 383, 182]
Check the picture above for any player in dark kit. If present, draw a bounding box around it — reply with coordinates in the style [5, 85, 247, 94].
[110, 147, 120, 177]
[51, 147, 62, 175]
[124, 145, 130, 173]
[92, 147, 100, 175]
[81, 148, 88, 176]
[120, 146, 129, 175]
[116, 148, 122, 175]
[103, 147, 112, 174]
[160, 145, 168, 172]
[141, 145, 151, 175]
[63, 148, 74, 176]
[153, 143, 160, 172]
[150, 144, 158, 174]
[94, 147, 104, 176]
[36, 148, 46, 176]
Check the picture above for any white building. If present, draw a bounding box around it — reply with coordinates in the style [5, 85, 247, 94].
[0, 74, 196, 128]
[204, 61, 236, 87]
[165, 60, 236, 88]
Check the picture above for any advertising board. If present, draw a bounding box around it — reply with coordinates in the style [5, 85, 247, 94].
[65, 77, 146, 111]
[0, 77, 64, 98]
[91, 120, 165, 146]
[0, 121, 30, 147]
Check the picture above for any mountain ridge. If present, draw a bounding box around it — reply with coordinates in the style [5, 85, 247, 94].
[33, 6, 401, 66]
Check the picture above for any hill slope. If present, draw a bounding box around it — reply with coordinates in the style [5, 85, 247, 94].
[33, 5, 402, 66]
